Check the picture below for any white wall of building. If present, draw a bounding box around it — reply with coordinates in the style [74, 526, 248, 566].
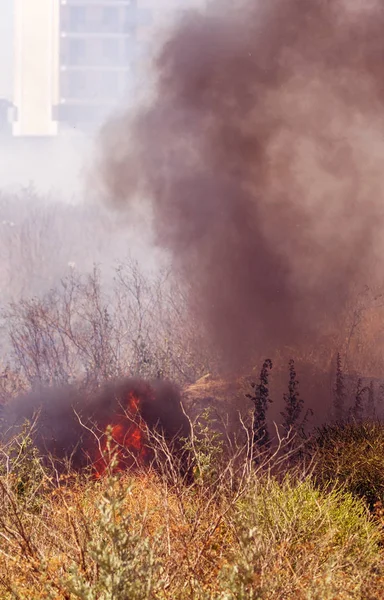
[0, 0, 13, 99]
[13, 0, 60, 136]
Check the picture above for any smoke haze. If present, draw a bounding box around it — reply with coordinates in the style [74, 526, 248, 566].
[98, 0, 384, 370]
[1, 378, 189, 470]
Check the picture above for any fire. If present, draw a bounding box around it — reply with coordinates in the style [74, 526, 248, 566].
[93, 392, 149, 478]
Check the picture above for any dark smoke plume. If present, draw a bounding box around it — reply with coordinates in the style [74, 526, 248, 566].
[0, 378, 189, 471]
[98, 0, 384, 370]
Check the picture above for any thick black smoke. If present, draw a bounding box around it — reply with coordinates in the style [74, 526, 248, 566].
[0, 378, 189, 469]
[98, 0, 384, 370]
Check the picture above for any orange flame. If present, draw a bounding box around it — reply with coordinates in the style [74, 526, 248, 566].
[93, 392, 149, 478]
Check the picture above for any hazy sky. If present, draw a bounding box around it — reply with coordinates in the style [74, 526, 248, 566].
[0, 0, 13, 98]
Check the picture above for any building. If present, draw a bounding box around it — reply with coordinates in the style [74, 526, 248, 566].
[57, 0, 152, 130]
[0, 99, 13, 136]
[13, 0, 60, 136]
[12, 0, 206, 137]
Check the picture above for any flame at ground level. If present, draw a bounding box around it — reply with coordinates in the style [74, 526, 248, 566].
[0, 377, 191, 477]
[92, 392, 150, 478]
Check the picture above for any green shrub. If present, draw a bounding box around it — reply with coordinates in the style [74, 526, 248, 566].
[312, 421, 384, 509]
[60, 475, 164, 600]
[216, 476, 382, 599]
[0, 421, 47, 512]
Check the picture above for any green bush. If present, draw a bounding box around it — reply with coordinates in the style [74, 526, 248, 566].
[216, 476, 382, 599]
[0, 421, 47, 512]
[311, 421, 384, 509]
[61, 474, 164, 600]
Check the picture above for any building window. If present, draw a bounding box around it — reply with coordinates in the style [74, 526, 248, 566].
[102, 7, 119, 32]
[123, 38, 136, 61]
[100, 71, 120, 99]
[68, 39, 87, 66]
[67, 71, 87, 99]
[102, 39, 120, 64]
[123, 5, 139, 33]
[69, 6, 87, 33]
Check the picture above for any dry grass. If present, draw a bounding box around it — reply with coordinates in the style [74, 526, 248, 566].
[0, 422, 383, 599]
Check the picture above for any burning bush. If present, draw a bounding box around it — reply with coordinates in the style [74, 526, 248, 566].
[0, 377, 191, 478]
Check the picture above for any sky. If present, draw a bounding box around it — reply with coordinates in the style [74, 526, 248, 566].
[0, 0, 13, 98]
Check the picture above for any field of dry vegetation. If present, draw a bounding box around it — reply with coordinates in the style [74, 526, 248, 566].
[1, 189, 384, 598]
[0, 419, 384, 599]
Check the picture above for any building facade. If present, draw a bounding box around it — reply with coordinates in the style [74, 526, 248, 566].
[57, 0, 151, 129]
[12, 0, 205, 137]
[13, 0, 60, 136]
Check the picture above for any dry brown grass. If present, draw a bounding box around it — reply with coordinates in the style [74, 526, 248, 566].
[0, 423, 383, 600]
